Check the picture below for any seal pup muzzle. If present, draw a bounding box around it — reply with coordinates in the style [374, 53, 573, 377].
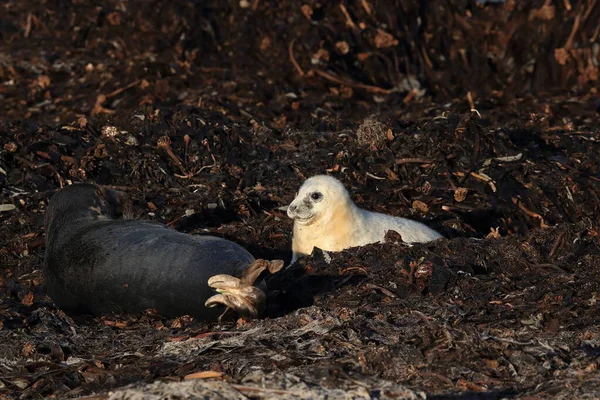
[43, 183, 283, 320]
[287, 175, 443, 264]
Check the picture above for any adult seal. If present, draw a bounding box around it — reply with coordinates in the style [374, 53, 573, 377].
[287, 175, 443, 263]
[43, 183, 283, 320]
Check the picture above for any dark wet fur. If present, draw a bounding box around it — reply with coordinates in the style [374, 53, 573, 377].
[43, 184, 255, 319]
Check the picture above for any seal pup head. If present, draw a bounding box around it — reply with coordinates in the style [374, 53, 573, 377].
[287, 175, 352, 226]
[45, 184, 130, 228]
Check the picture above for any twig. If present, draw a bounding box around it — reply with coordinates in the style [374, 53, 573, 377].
[549, 231, 565, 258]
[92, 80, 142, 115]
[420, 48, 434, 69]
[288, 39, 305, 77]
[167, 214, 185, 227]
[402, 88, 418, 104]
[481, 335, 534, 346]
[470, 171, 497, 192]
[408, 261, 418, 285]
[493, 153, 522, 163]
[441, 204, 475, 212]
[531, 263, 567, 273]
[340, 266, 368, 275]
[36, 163, 64, 188]
[174, 164, 215, 179]
[364, 283, 397, 298]
[312, 68, 395, 94]
[157, 136, 189, 177]
[184, 134, 191, 165]
[445, 172, 459, 191]
[564, 13, 581, 49]
[199, 67, 228, 73]
[554, 161, 600, 182]
[582, 0, 597, 21]
[469, 171, 491, 182]
[24, 13, 33, 38]
[365, 172, 386, 180]
[411, 310, 434, 323]
[104, 80, 142, 99]
[466, 91, 475, 110]
[191, 331, 236, 339]
[515, 200, 549, 228]
[361, 0, 372, 15]
[396, 157, 434, 165]
[232, 385, 299, 396]
[419, 371, 454, 386]
[339, 4, 357, 30]
[104, 185, 135, 191]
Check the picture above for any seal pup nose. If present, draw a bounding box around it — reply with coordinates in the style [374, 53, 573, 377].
[287, 204, 298, 219]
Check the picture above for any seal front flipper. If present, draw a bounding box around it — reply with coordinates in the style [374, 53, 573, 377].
[204, 259, 284, 321]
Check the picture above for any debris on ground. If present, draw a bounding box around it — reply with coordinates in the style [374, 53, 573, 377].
[1, 0, 600, 398]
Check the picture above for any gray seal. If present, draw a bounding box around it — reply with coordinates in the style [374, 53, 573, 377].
[43, 183, 282, 320]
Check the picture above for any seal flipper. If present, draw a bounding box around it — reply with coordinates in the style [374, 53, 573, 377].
[205, 275, 266, 320]
[239, 259, 284, 285]
[204, 259, 284, 321]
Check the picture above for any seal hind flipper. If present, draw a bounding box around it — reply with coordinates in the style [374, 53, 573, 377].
[205, 275, 266, 320]
[205, 259, 284, 320]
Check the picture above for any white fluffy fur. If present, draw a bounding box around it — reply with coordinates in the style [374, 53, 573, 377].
[287, 175, 443, 263]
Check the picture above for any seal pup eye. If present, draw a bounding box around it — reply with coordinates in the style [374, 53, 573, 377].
[310, 192, 323, 201]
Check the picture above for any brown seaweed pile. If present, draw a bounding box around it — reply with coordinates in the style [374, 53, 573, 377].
[1, 0, 600, 398]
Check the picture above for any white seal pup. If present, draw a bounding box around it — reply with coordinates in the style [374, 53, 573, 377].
[287, 175, 443, 263]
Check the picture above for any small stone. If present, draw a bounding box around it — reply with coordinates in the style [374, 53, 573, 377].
[454, 187, 468, 202]
[300, 4, 313, 19]
[0, 204, 16, 212]
[4, 142, 17, 152]
[311, 48, 330, 65]
[101, 126, 120, 137]
[335, 41, 349, 55]
[124, 135, 139, 146]
[412, 200, 429, 213]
